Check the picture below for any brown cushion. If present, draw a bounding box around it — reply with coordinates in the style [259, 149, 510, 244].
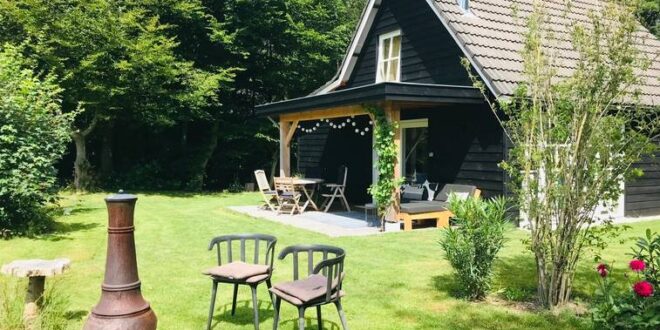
[270, 287, 345, 306]
[273, 274, 337, 303]
[203, 261, 269, 280]
[246, 273, 270, 284]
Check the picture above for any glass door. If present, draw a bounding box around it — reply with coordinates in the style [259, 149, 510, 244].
[401, 119, 429, 183]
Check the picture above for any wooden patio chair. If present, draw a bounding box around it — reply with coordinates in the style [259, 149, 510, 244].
[270, 245, 348, 330]
[320, 166, 350, 212]
[254, 170, 277, 211]
[204, 234, 277, 330]
[274, 177, 302, 215]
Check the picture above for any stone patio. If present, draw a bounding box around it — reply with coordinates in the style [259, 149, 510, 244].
[228, 205, 394, 237]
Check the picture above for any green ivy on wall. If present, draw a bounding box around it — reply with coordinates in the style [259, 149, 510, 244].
[365, 104, 403, 231]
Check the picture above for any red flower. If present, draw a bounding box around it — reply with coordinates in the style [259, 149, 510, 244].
[597, 263, 608, 277]
[633, 281, 654, 297]
[629, 259, 646, 272]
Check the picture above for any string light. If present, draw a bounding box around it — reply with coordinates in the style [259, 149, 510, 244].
[296, 115, 373, 136]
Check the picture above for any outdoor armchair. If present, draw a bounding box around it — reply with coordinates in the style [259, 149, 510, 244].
[273, 177, 302, 215]
[270, 244, 348, 330]
[320, 165, 350, 212]
[204, 234, 277, 330]
[255, 170, 278, 211]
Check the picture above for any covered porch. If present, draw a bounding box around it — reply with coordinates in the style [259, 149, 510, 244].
[256, 81, 503, 225]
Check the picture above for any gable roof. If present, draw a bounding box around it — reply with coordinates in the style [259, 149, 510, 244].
[316, 0, 660, 106]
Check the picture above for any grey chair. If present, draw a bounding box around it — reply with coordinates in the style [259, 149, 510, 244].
[320, 166, 350, 212]
[205, 234, 277, 330]
[270, 245, 348, 330]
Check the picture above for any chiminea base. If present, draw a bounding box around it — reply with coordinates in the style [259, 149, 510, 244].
[84, 308, 157, 330]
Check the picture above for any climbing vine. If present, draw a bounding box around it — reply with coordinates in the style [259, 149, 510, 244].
[366, 104, 403, 231]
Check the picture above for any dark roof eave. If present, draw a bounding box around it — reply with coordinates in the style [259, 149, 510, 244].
[255, 82, 485, 117]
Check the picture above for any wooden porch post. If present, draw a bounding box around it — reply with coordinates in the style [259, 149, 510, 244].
[383, 102, 402, 220]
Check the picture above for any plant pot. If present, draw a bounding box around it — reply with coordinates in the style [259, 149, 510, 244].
[383, 221, 401, 232]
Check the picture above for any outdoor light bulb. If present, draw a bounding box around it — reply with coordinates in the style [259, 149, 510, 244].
[313, 127, 317, 131]
[298, 125, 301, 128]
[355, 129, 359, 133]
[347, 118, 351, 122]
[365, 127, 370, 132]
[351, 115, 355, 118]
[342, 123, 346, 127]
[316, 123, 320, 127]
[360, 132, 365, 136]
[369, 121, 373, 125]
[352, 122, 356, 126]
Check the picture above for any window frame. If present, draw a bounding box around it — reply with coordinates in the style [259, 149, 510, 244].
[376, 29, 402, 83]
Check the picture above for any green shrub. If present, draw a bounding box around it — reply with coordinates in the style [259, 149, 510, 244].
[0, 278, 70, 329]
[0, 44, 72, 235]
[440, 195, 509, 300]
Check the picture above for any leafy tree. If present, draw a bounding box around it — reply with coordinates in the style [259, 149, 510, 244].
[467, 0, 658, 308]
[638, 0, 659, 37]
[0, 44, 72, 235]
[0, 0, 232, 190]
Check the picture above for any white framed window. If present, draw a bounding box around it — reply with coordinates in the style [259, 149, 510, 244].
[376, 30, 402, 83]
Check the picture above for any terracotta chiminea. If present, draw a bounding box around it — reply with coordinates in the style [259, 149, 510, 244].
[84, 191, 157, 330]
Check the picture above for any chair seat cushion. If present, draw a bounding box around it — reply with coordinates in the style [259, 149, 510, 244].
[203, 261, 270, 281]
[400, 201, 449, 214]
[270, 287, 345, 306]
[272, 274, 337, 303]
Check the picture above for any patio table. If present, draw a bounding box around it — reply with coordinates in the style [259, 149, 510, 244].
[291, 178, 324, 212]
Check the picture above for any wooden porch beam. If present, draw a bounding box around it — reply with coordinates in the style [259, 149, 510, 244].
[285, 120, 299, 147]
[279, 105, 368, 122]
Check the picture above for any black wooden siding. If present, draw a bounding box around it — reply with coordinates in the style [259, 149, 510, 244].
[625, 140, 660, 216]
[295, 107, 504, 203]
[402, 106, 505, 198]
[346, 0, 471, 88]
[295, 116, 374, 204]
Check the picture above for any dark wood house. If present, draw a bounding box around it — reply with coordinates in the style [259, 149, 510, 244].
[256, 0, 660, 219]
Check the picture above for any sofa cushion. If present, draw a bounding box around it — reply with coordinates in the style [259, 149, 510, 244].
[203, 261, 269, 281]
[273, 274, 337, 303]
[400, 201, 449, 214]
[401, 185, 425, 202]
[434, 184, 477, 201]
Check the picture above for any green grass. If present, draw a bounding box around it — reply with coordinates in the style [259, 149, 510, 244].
[0, 192, 658, 329]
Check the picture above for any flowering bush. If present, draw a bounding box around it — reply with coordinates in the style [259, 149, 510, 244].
[591, 229, 660, 329]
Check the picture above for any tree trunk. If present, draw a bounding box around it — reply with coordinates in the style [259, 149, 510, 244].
[71, 117, 98, 191]
[100, 124, 114, 179]
[72, 133, 92, 191]
[187, 121, 219, 190]
[269, 148, 278, 186]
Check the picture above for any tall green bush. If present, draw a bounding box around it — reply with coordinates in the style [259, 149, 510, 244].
[440, 196, 509, 300]
[0, 44, 72, 235]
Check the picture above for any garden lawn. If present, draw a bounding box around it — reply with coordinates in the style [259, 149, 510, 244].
[1, 192, 658, 329]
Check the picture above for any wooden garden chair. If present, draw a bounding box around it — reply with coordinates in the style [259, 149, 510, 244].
[274, 177, 302, 215]
[320, 166, 350, 212]
[254, 170, 277, 211]
[270, 245, 348, 330]
[204, 234, 277, 330]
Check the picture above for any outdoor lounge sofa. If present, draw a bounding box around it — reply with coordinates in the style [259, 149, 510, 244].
[398, 184, 481, 231]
